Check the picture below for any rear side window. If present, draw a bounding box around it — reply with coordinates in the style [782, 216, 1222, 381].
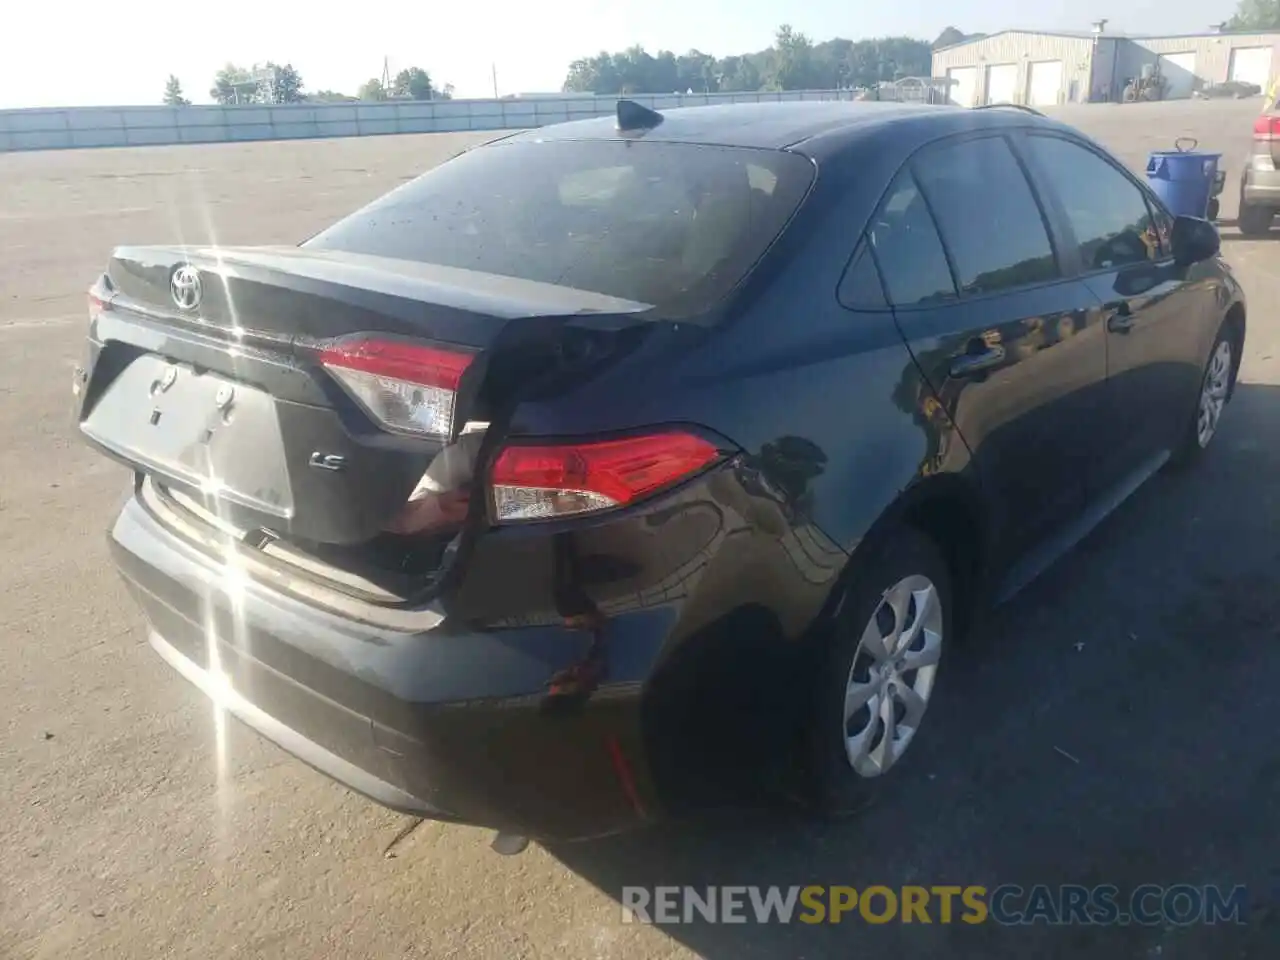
[838, 240, 890, 310]
[913, 136, 1060, 296]
[1023, 135, 1165, 269]
[305, 140, 815, 318]
[855, 170, 957, 309]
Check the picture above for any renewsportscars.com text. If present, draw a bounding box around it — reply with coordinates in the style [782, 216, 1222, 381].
[620, 884, 1248, 926]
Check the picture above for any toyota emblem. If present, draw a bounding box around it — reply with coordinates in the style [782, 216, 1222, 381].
[170, 265, 202, 312]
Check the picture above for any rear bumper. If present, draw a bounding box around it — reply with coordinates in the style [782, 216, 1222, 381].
[109, 494, 664, 841]
[148, 629, 440, 816]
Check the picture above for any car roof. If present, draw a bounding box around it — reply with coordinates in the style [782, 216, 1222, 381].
[499, 101, 1070, 156]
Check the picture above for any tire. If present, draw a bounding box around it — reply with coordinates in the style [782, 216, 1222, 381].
[805, 526, 952, 816]
[1207, 198, 1220, 221]
[1172, 324, 1236, 466]
[1238, 202, 1273, 236]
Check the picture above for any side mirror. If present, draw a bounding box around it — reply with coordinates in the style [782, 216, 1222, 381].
[1170, 215, 1220, 266]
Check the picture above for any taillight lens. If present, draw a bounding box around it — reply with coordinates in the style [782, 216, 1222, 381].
[87, 279, 113, 319]
[490, 431, 722, 522]
[1253, 115, 1280, 139]
[319, 336, 473, 439]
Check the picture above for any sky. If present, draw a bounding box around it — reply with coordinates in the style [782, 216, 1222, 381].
[1, 0, 1242, 109]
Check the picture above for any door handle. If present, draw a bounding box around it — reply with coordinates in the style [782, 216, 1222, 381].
[1106, 302, 1135, 334]
[949, 343, 1006, 378]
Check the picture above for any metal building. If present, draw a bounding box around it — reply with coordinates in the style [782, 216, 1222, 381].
[932, 27, 1280, 106]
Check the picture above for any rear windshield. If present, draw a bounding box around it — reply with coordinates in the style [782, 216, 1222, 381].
[304, 139, 815, 317]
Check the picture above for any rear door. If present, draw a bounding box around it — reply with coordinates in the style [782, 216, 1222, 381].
[871, 133, 1109, 567]
[1018, 132, 1216, 491]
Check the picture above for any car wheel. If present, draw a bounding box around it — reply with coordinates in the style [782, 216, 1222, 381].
[806, 526, 951, 816]
[1172, 326, 1235, 465]
[1207, 198, 1220, 221]
[1238, 203, 1273, 236]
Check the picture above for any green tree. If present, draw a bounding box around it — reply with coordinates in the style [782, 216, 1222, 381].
[308, 90, 357, 103]
[653, 50, 680, 92]
[210, 63, 251, 104]
[765, 24, 816, 90]
[676, 50, 718, 92]
[265, 62, 304, 103]
[1230, 0, 1280, 29]
[393, 67, 435, 100]
[358, 78, 388, 101]
[163, 75, 190, 106]
[560, 27, 932, 95]
[564, 53, 610, 93]
[718, 55, 763, 92]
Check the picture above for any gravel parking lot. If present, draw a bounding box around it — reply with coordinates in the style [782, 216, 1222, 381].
[4, 99, 1280, 959]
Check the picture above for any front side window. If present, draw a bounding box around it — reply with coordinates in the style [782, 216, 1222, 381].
[1024, 134, 1164, 270]
[305, 139, 815, 317]
[913, 135, 1060, 296]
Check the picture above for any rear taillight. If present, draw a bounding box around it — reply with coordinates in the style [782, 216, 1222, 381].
[87, 279, 113, 319]
[1253, 115, 1280, 140]
[319, 336, 473, 439]
[489, 431, 722, 522]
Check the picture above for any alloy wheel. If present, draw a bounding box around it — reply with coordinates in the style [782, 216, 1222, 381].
[1196, 339, 1233, 449]
[843, 574, 942, 778]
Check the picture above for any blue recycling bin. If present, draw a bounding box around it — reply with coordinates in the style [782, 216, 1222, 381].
[1146, 139, 1221, 219]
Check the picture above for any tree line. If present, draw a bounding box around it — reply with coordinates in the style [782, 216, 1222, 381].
[162, 64, 453, 106]
[557, 0, 1280, 96]
[149, 1, 1280, 110]
[1229, 0, 1280, 28]
[159, 22, 996, 108]
[562, 24, 980, 95]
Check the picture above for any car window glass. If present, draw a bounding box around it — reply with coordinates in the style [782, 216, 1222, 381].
[305, 140, 815, 318]
[838, 240, 889, 310]
[1025, 135, 1164, 270]
[913, 136, 1059, 296]
[1145, 196, 1174, 257]
[557, 166, 634, 205]
[861, 170, 957, 308]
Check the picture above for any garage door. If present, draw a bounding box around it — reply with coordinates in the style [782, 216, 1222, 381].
[1229, 46, 1273, 90]
[947, 66, 977, 107]
[1161, 52, 1198, 98]
[1027, 60, 1064, 106]
[985, 63, 1019, 104]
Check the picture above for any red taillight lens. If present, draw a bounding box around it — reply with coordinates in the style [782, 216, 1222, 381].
[489, 431, 722, 522]
[87, 281, 113, 319]
[319, 336, 474, 439]
[1253, 115, 1280, 139]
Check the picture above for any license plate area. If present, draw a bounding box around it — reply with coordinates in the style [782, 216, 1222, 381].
[81, 354, 293, 518]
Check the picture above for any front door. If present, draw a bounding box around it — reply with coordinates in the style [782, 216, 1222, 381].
[1018, 132, 1218, 493]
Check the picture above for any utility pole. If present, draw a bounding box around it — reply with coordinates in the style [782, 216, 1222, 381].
[492, 63, 499, 98]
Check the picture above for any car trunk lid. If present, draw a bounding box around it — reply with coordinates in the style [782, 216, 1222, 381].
[80, 244, 655, 572]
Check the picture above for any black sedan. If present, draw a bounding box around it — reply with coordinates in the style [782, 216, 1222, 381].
[75, 99, 1244, 847]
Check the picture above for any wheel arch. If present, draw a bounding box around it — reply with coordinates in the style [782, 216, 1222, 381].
[1223, 300, 1246, 400]
[829, 470, 991, 642]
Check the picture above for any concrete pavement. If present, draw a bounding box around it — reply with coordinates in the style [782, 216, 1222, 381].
[2, 99, 1279, 959]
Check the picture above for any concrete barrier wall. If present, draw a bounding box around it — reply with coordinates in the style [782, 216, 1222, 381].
[0, 90, 859, 152]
